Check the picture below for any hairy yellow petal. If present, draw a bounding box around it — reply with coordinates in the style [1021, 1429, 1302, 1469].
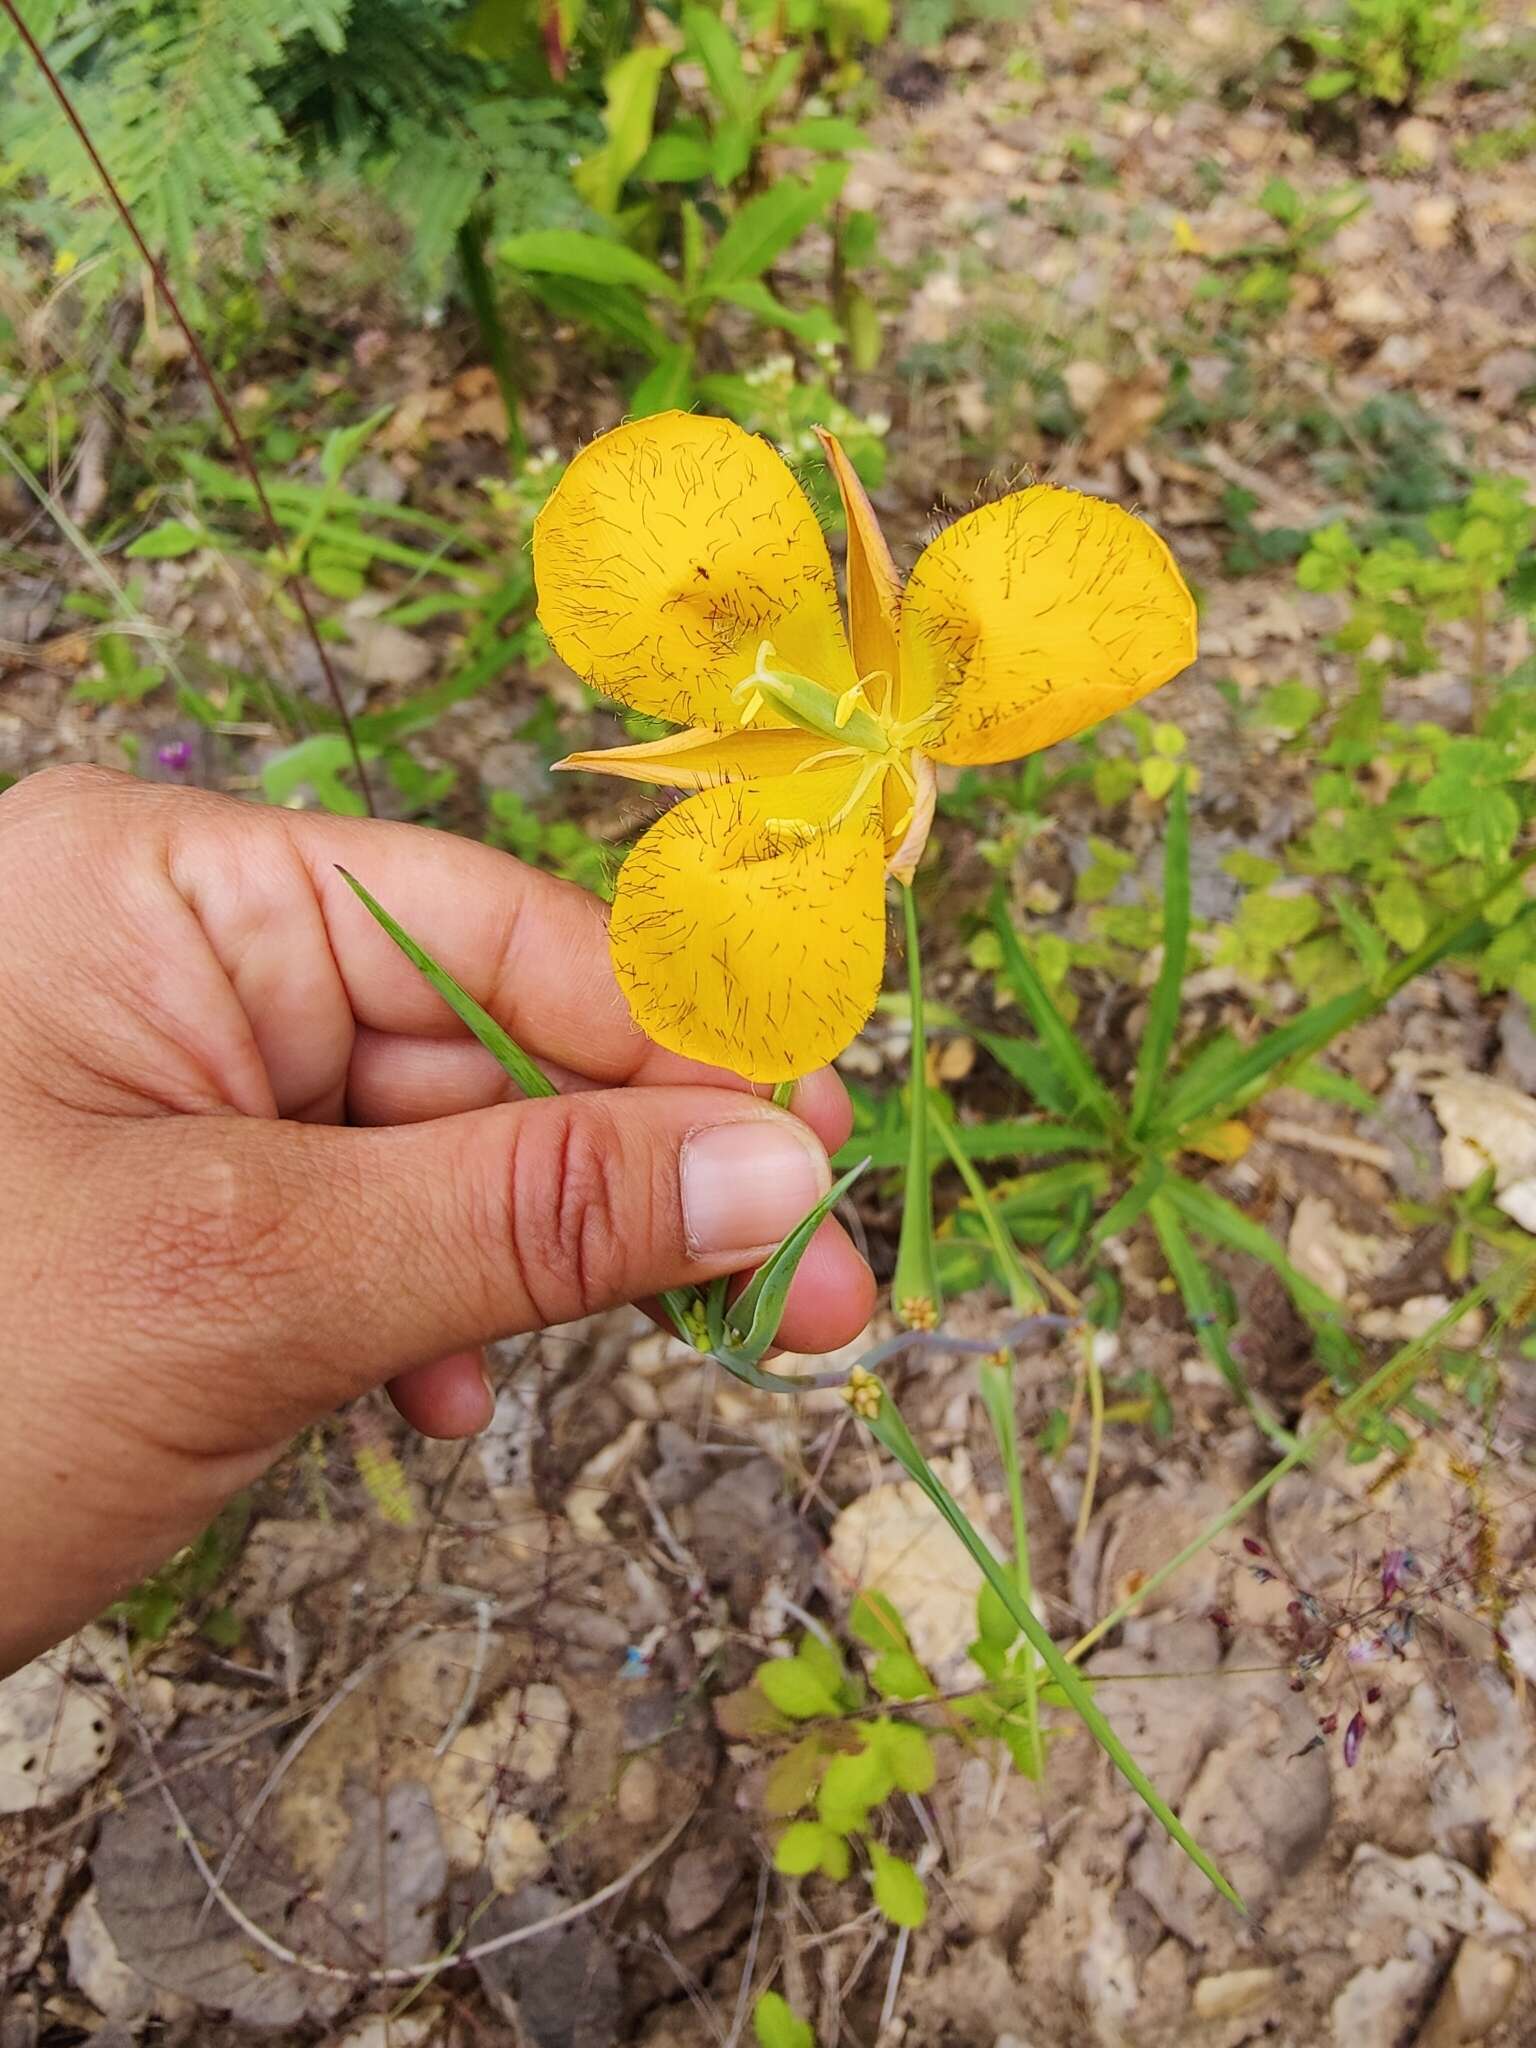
[814, 426, 901, 702]
[901, 486, 1197, 766]
[556, 724, 844, 791]
[533, 412, 856, 729]
[609, 771, 887, 1082]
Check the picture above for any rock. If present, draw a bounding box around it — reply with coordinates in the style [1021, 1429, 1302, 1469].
[664, 1837, 743, 1936]
[1331, 1956, 1437, 2048]
[1193, 1967, 1281, 2020]
[342, 612, 435, 690]
[1337, 283, 1409, 333]
[1394, 116, 1442, 166]
[617, 1757, 660, 1826]
[65, 1889, 184, 2023]
[1426, 1071, 1536, 1232]
[1350, 1847, 1526, 1945]
[472, 1882, 622, 2048]
[1410, 195, 1458, 252]
[0, 1656, 114, 1814]
[1415, 1939, 1522, 2046]
[825, 1453, 998, 1675]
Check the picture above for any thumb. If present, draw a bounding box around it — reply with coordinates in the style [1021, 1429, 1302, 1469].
[107, 1087, 835, 1449]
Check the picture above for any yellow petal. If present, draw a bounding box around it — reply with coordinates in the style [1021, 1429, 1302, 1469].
[900, 486, 1197, 766]
[556, 723, 843, 791]
[533, 411, 856, 729]
[814, 426, 901, 702]
[609, 770, 887, 1082]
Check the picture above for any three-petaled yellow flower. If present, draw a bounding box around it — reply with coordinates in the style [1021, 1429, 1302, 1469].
[533, 411, 1196, 1083]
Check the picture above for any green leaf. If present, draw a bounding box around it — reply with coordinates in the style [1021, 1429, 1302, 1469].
[764, 1734, 829, 1817]
[1131, 770, 1190, 1136]
[702, 166, 848, 289]
[630, 343, 695, 417]
[337, 872, 554, 1100]
[502, 229, 680, 303]
[770, 116, 869, 150]
[859, 1386, 1247, 1916]
[754, 1991, 816, 2048]
[684, 5, 752, 117]
[870, 1718, 935, 1793]
[718, 1158, 869, 1369]
[849, 1590, 910, 1654]
[759, 1655, 841, 1721]
[870, 1650, 932, 1700]
[573, 45, 673, 215]
[796, 1630, 848, 1700]
[125, 518, 206, 559]
[262, 735, 373, 816]
[774, 1819, 849, 1879]
[975, 1577, 1018, 1650]
[639, 125, 713, 182]
[869, 1842, 927, 1928]
[706, 279, 841, 344]
[817, 1743, 892, 1830]
[990, 890, 1118, 1131]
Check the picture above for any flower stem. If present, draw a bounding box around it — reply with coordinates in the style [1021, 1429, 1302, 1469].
[892, 881, 941, 1329]
[771, 1080, 796, 1109]
[978, 1355, 1041, 1780]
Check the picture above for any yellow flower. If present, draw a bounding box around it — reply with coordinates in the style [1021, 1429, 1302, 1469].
[533, 411, 1196, 1083]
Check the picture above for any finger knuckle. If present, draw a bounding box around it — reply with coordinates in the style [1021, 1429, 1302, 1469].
[506, 1101, 637, 1324]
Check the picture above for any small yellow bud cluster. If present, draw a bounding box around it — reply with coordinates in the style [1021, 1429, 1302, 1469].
[841, 1365, 883, 1420]
[898, 1294, 939, 1332]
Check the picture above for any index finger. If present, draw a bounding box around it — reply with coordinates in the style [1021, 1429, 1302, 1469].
[280, 806, 830, 1099]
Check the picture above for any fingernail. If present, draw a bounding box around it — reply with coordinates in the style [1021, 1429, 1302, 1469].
[681, 1117, 831, 1257]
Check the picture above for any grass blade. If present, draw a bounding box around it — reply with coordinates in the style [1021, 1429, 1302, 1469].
[1150, 859, 1535, 1142]
[338, 869, 554, 1100]
[861, 1383, 1245, 1915]
[990, 888, 1119, 1134]
[723, 1158, 870, 1364]
[1130, 770, 1190, 1137]
[1148, 1189, 1297, 1452]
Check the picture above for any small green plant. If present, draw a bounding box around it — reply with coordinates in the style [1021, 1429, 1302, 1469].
[1295, 0, 1482, 105]
[107, 1496, 250, 1646]
[753, 1991, 817, 2048]
[1231, 473, 1536, 1004]
[1194, 175, 1367, 325]
[718, 1598, 936, 1928]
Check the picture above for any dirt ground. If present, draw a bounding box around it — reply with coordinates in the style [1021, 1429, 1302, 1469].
[4, 2, 1536, 2043]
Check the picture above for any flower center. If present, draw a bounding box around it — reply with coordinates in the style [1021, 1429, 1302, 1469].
[732, 643, 934, 860]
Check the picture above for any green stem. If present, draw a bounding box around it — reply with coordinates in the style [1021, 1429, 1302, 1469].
[456, 211, 527, 466]
[978, 1358, 1041, 1780]
[892, 881, 942, 1327]
[861, 1382, 1244, 1914]
[771, 1079, 796, 1109]
[930, 1105, 1041, 1313]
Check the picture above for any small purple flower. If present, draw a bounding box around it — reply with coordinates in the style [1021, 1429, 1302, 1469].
[157, 739, 194, 775]
[1380, 1548, 1407, 1599]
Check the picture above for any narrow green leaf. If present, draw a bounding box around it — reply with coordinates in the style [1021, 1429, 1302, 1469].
[630, 343, 695, 417]
[337, 871, 554, 1100]
[860, 1386, 1246, 1917]
[1160, 1174, 1350, 1331]
[572, 45, 673, 214]
[721, 1158, 869, 1367]
[1149, 1191, 1295, 1452]
[990, 889, 1118, 1132]
[501, 229, 681, 304]
[701, 165, 847, 289]
[1151, 861, 1536, 1142]
[706, 279, 841, 344]
[125, 518, 206, 559]
[684, 5, 752, 119]
[1130, 771, 1190, 1136]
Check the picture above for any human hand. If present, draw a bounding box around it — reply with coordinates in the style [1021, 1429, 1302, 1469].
[0, 768, 874, 1674]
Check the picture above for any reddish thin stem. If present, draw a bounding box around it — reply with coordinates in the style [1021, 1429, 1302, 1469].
[2, 0, 373, 813]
